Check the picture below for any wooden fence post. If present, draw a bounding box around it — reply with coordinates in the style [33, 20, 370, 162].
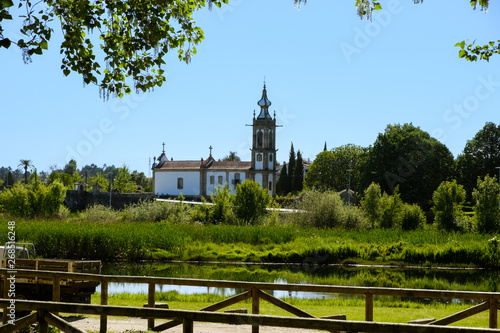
[252, 287, 260, 333]
[365, 292, 373, 322]
[52, 276, 61, 302]
[100, 280, 108, 333]
[490, 298, 498, 329]
[37, 309, 48, 333]
[148, 282, 155, 331]
[183, 318, 194, 333]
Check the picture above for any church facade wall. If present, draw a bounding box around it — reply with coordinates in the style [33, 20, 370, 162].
[155, 171, 200, 196]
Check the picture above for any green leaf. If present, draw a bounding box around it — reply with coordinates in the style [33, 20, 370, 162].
[458, 50, 467, 58]
[0, 38, 11, 48]
[455, 41, 466, 49]
[63, 69, 70, 76]
[374, 3, 382, 10]
[0, 0, 14, 9]
[40, 39, 48, 50]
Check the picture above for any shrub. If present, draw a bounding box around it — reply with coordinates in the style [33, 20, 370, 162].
[233, 180, 272, 225]
[400, 204, 426, 230]
[210, 185, 234, 224]
[341, 206, 369, 229]
[473, 175, 500, 233]
[432, 180, 467, 231]
[124, 200, 179, 222]
[81, 204, 121, 223]
[0, 181, 66, 218]
[378, 190, 403, 229]
[293, 189, 345, 228]
[360, 182, 382, 228]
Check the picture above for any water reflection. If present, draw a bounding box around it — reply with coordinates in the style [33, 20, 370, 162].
[100, 261, 499, 299]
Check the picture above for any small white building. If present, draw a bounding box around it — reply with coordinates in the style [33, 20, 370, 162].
[152, 84, 279, 198]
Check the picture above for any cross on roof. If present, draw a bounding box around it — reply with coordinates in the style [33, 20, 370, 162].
[162, 142, 165, 153]
[209, 145, 213, 157]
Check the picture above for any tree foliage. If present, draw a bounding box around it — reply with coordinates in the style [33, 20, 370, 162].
[233, 180, 272, 224]
[473, 175, 500, 233]
[305, 144, 364, 192]
[18, 159, 33, 184]
[456, 122, 500, 198]
[0, 180, 66, 217]
[432, 180, 468, 232]
[359, 123, 454, 209]
[114, 166, 137, 193]
[0, 0, 227, 98]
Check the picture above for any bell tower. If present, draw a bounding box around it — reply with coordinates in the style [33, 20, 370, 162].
[250, 84, 277, 195]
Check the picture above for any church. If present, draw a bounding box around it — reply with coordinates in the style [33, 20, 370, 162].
[152, 84, 279, 198]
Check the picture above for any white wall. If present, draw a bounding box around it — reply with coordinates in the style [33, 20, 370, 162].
[255, 153, 263, 170]
[154, 171, 200, 196]
[206, 171, 247, 195]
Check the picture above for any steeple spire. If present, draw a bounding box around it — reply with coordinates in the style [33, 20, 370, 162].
[257, 83, 272, 119]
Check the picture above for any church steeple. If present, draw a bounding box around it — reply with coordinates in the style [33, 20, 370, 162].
[257, 84, 272, 119]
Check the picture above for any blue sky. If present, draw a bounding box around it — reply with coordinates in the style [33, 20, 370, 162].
[1, 0, 499, 176]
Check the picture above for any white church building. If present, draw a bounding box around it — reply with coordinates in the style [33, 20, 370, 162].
[152, 85, 279, 198]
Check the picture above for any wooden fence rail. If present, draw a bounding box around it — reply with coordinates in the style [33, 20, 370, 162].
[1, 268, 499, 333]
[0, 300, 499, 333]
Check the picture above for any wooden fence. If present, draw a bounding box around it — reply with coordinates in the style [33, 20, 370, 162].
[1, 268, 499, 333]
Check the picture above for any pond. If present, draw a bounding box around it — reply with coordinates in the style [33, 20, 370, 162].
[97, 261, 499, 300]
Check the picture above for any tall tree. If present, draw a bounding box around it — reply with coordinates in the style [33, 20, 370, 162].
[305, 144, 365, 192]
[18, 159, 33, 184]
[288, 143, 296, 192]
[63, 159, 78, 175]
[276, 163, 288, 196]
[114, 166, 137, 193]
[456, 122, 500, 199]
[294, 150, 304, 192]
[359, 123, 454, 209]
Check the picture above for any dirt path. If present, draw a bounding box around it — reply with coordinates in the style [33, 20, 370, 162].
[69, 316, 319, 333]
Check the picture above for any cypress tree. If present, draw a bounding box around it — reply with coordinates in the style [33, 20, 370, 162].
[288, 143, 296, 192]
[294, 150, 304, 192]
[276, 163, 288, 195]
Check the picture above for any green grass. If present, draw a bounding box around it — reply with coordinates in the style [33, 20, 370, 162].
[1, 216, 498, 267]
[89, 292, 491, 328]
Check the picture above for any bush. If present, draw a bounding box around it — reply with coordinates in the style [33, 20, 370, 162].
[293, 190, 345, 228]
[379, 190, 403, 229]
[233, 180, 272, 225]
[210, 186, 234, 224]
[360, 182, 382, 228]
[81, 204, 121, 223]
[0, 181, 66, 218]
[341, 206, 369, 229]
[124, 200, 180, 222]
[432, 180, 467, 231]
[400, 204, 426, 230]
[473, 175, 500, 233]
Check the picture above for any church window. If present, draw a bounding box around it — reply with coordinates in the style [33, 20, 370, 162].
[257, 131, 263, 147]
[269, 154, 273, 162]
[210, 175, 214, 185]
[269, 181, 272, 190]
[257, 153, 262, 162]
[177, 178, 183, 190]
[218, 176, 223, 185]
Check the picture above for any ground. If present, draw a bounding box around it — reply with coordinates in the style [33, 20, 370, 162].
[70, 316, 319, 332]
